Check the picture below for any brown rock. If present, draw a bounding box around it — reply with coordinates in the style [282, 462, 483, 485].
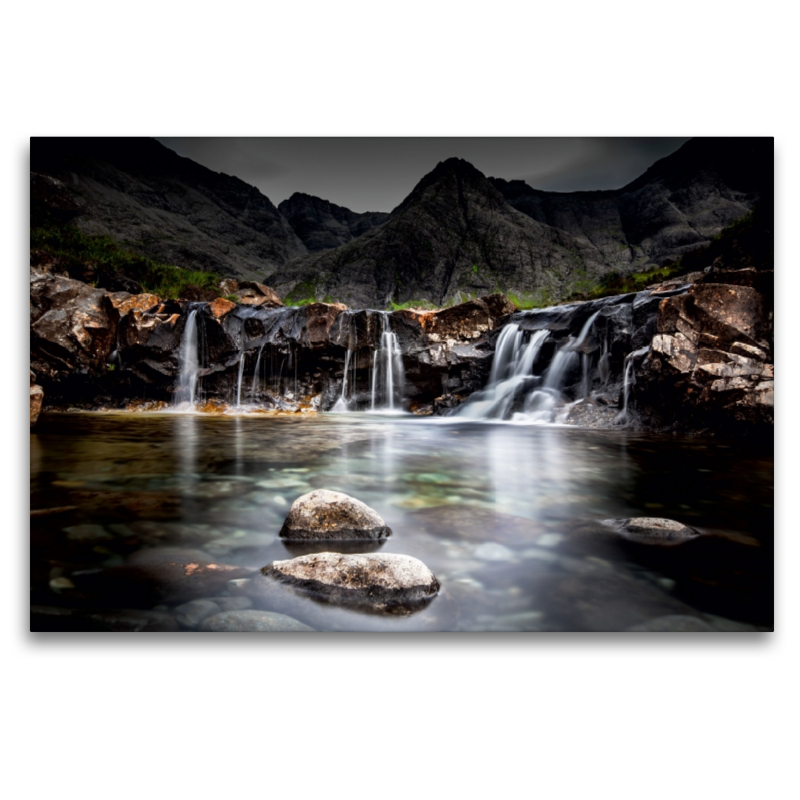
[304, 303, 348, 347]
[261, 552, 440, 613]
[108, 292, 161, 316]
[279, 489, 391, 540]
[207, 297, 237, 319]
[30, 384, 44, 426]
[237, 281, 283, 306]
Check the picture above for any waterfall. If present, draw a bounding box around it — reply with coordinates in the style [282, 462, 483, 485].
[369, 312, 405, 412]
[615, 346, 650, 424]
[250, 343, 266, 400]
[455, 306, 604, 423]
[174, 307, 202, 408]
[332, 313, 357, 412]
[235, 349, 246, 407]
[455, 329, 550, 420]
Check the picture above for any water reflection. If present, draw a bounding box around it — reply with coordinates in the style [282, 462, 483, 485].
[30, 412, 773, 631]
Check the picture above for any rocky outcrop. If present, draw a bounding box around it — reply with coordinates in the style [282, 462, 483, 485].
[261, 552, 440, 614]
[279, 490, 392, 540]
[634, 268, 774, 435]
[31, 137, 308, 282]
[600, 518, 700, 546]
[278, 192, 389, 252]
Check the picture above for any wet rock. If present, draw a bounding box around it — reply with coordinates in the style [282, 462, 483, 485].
[199, 610, 314, 632]
[279, 489, 391, 541]
[211, 596, 253, 612]
[601, 517, 700, 546]
[108, 292, 161, 316]
[261, 552, 440, 613]
[627, 615, 718, 632]
[31, 605, 180, 632]
[174, 598, 222, 629]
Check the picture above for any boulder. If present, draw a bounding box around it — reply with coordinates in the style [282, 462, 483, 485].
[199, 610, 314, 632]
[207, 297, 237, 319]
[261, 552, 440, 613]
[279, 489, 391, 540]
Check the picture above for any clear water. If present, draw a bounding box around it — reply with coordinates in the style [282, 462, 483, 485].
[30, 412, 773, 631]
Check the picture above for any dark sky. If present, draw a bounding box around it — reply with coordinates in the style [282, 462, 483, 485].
[158, 137, 690, 213]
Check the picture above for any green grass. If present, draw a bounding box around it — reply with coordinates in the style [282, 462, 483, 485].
[388, 299, 440, 311]
[30, 222, 221, 300]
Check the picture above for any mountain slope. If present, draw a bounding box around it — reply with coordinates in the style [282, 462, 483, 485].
[273, 138, 771, 308]
[271, 158, 607, 308]
[278, 193, 389, 252]
[31, 137, 308, 281]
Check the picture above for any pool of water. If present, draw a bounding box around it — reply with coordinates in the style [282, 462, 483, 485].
[30, 412, 774, 631]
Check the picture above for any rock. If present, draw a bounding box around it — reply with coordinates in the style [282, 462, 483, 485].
[627, 615, 718, 632]
[279, 489, 391, 541]
[30, 605, 180, 632]
[174, 598, 222, 629]
[211, 596, 253, 612]
[236, 281, 283, 307]
[207, 297, 237, 319]
[199, 610, 314, 632]
[601, 517, 700, 546]
[261, 552, 440, 613]
[219, 278, 239, 296]
[108, 292, 160, 316]
[30, 383, 44, 426]
[408, 505, 544, 545]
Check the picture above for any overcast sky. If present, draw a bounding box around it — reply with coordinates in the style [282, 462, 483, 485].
[158, 137, 690, 213]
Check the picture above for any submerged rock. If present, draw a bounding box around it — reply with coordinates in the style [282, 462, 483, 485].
[30, 371, 44, 427]
[601, 517, 700, 546]
[199, 610, 314, 632]
[627, 615, 718, 632]
[279, 489, 391, 540]
[261, 552, 440, 613]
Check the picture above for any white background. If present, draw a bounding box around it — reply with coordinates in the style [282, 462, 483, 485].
[4, 3, 795, 798]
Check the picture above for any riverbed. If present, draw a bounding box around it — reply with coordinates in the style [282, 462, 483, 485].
[30, 411, 773, 631]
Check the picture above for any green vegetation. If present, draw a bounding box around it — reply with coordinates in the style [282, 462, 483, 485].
[284, 279, 317, 305]
[388, 299, 440, 311]
[507, 289, 557, 310]
[30, 222, 221, 300]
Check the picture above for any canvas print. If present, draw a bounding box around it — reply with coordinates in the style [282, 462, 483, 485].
[29, 136, 773, 632]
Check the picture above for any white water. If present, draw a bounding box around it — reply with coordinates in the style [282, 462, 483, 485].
[455, 308, 605, 423]
[235, 349, 246, 407]
[615, 346, 650, 424]
[174, 309, 201, 408]
[370, 312, 405, 412]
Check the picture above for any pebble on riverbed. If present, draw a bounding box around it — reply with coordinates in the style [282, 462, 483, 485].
[279, 489, 392, 541]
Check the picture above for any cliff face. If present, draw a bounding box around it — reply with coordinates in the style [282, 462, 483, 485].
[273, 139, 772, 308]
[278, 193, 389, 252]
[31, 137, 308, 281]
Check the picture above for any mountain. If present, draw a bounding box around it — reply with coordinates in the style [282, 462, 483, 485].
[278, 193, 389, 252]
[30, 137, 308, 281]
[490, 137, 772, 276]
[270, 138, 771, 308]
[30, 137, 772, 308]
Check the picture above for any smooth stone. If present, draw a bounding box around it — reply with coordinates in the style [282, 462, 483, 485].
[627, 615, 718, 632]
[63, 524, 113, 541]
[261, 552, 439, 613]
[211, 596, 253, 612]
[602, 517, 700, 546]
[474, 542, 516, 561]
[199, 610, 314, 632]
[174, 598, 221, 630]
[279, 489, 391, 541]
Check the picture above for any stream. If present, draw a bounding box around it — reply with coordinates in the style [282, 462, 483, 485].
[30, 411, 773, 631]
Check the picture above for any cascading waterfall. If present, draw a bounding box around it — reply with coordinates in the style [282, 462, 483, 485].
[370, 312, 405, 412]
[235, 348, 246, 407]
[250, 343, 266, 400]
[455, 308, 603, 423]
[174, 306, 203, 408]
